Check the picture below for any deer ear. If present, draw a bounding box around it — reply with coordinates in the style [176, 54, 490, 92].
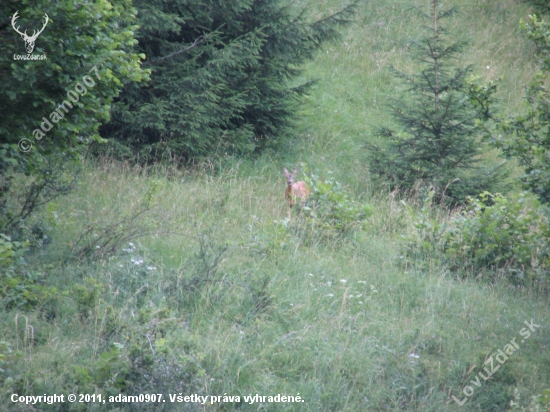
[283, 167, 289, 175]
[293, 168, 299, 175]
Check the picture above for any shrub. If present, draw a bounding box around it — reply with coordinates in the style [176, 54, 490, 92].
[509, 387, 550, 412]
[72, 277, 104, 320]
[297, 168, 373, 240]
[443, 192, 550, 284]
[402, 191, 550, 287]
[474, 15, 550, 204]
[0, 234, 57, 311]
[0, 233, 27, 268]
[88, 313, 207, 410]
[0, 0, 147, 236]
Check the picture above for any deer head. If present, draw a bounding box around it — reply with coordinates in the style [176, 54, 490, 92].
[11, 11, 49, 54]
[283, 168, 299, 186]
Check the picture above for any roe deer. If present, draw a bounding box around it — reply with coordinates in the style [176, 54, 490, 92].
[283, 167, 310, 218]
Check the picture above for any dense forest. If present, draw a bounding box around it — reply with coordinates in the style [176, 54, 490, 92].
[1, 0, 549, 411]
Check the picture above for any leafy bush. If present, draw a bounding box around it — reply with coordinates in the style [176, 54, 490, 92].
[443, 192, 550, 284]
[72, 277, 103, 320]
[298, 169, 373, 238]
[0, 158, 78, 237]
[474, 15, 550, 204]
[81, 309, 207, 411]
[1, 272, 57, 311]
[0, 233, 28, 267]
[403, 191, 550, 286]
[0, 234, 57, 311]
[0, 0, 147, 235]
[509, 387, 550, 412]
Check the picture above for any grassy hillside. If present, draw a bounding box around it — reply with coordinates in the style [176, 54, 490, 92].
[2, 1, 549, 411]
[296, 0, 537, 191]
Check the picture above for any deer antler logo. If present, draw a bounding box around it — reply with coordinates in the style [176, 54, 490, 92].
[11, 11, 49, 54]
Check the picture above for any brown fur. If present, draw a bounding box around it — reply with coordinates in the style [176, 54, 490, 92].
[283, 168, 310, 217]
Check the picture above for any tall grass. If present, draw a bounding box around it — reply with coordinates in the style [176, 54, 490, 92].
[2, 157, 547, 411]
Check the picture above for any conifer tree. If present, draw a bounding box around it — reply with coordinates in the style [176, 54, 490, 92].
[474, 15, 550, 204]
[510, 15, 550, 204]
[367, 0, 506, 204]
[100, 0, 356, 162]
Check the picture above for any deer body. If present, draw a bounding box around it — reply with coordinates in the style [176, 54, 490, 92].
[283, 168, 310, 217]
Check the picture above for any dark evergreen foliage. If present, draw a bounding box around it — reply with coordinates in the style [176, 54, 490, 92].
[505, 16, 550, 204]
[366, 0, 507, 205]
[480, 15, 550, 204]
[100, 0, 356, 162]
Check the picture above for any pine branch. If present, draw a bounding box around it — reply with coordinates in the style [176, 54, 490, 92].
[144, 24, 225, 66]
[155, 35, 206, 62]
